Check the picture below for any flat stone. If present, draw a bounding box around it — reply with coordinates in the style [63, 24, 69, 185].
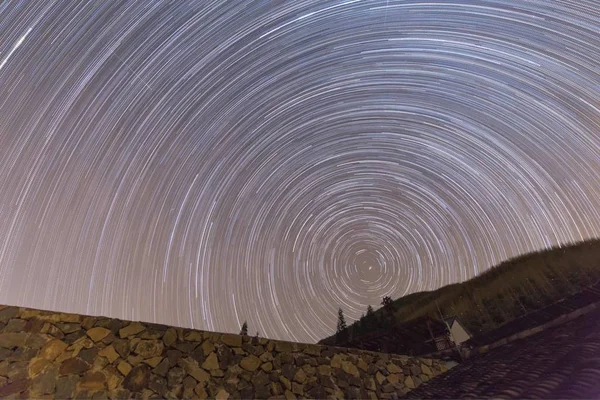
[387, 373, 401, 384]
[341, 360, 359, 377]
[284, 390, 297, 400]
[149, 374, 168, 396]
[144, 356, 163, 368]
[28, 357, 50, 377]
[0, 306, 19, 323]
[179, 357, 211, 383]
[185, 331, 203, 342]
[5, 318, 27, 332]
[293, 369, 307, 383]
[167, 367, 185, 387]
[31, 364, 58, 395]
[261, 362, 273, 372]
[202, 352, 219, 370]
[317, 365, 331, 376]
[0, 332, 27, 348]
[240, 355, 261, 371]
[123, 364, 150, 392]
[365, 377, 376, 391]
[119, 322, 146, 338]
[0, 378, 30, 397]
[78, 347, 99, 364]
[280, 376, 292, 390]
[221, 334, 242, 348]
[357, 359, 368, 372]
[421, 363, 433, 376]
[388, 363, 402, 374]
[103, 365, 123, 390]
[56, 323, 80, 334]
[330, 354, 343, 369]
[98, 345, 120, 363]
[59, 358, 90, 375]
[167, 349, 183, 366]
[152, 358, 169, 377]
[87, 327, 111, 342]
[134, 340, 164, 359]
[55, 375, 79, 399]
[195, 383, 209, 399]
[376, 371, 386, 384]
[292, 382, 304, 395]
[163, 328, 177, 347]
[215, 388, 230, 399]
[405, 375, 416, 389]
[117, 361, 132, 376]
[303, 345, 321, 357]
[80, 371, 107, 391]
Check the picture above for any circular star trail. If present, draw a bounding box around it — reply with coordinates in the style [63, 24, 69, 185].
[1, 1, 600, 342]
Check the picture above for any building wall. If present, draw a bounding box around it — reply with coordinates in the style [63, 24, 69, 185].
[0, 305, 448, 399]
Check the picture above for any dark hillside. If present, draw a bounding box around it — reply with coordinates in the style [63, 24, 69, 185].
[321, 238, 600, 345]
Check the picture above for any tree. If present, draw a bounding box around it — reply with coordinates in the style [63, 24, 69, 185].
[381, 296, 394, 309]
[366, 305, 374, 316]
[240, 321, 248, 336]
[335, 308, 348, 344]
[336, 308, 347, 333]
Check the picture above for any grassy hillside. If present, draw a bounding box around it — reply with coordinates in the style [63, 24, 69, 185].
[324, 238, 600, 343]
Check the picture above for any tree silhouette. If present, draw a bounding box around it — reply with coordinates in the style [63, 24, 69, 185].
[335, 308, 348, 344]
[366, 305, 374, 316]
[240, 321, 248, 336]
[381, 296, 394, 309]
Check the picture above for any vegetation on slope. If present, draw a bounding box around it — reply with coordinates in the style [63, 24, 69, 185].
[324, 238, 600, 343]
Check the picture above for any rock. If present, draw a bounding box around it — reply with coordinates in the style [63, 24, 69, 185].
[117, 361, 133, 376]
[112, 339, 130, 358]
[103, 366, 123, 390]
[376, 371, 386, 384]
[55, 323, 80, 334]
[304, 345, 321, 357]
[195, 383, 209, 399]
[134, 340, 164, 359]
[185, 331, 203, 342]
[5, 318, 27, 332]
[0, 332, 27, 348]
[198, 339, 213, 356]
[261, 362, 273, 372]
[293, 369, 307, 383]
[357, 359, 368, 372]
[28, 357, 50, 377]
[240, 355, 261, 372]
[167, 367, 185, 387]
[280, 376, 292, 390]
[144, 356, 163, 368]
[404, 375, 415, 389]
[284, 390, 297, 400]
[59, 358, 90, 375]
[183, 376, 198, 397]
[255, 384, 270, 398]
[80, 371, 107, 391]
[330, 354, 343, 369]
[163, 328, 177, 347]
[119, 322, 146, 338]
[123, 364, 150, 392]
[31, 364, 58, 395]
[421, 363, 433, 376]
[98, 345, 120, 363]
[341, 360, 359, 377]
[292, 382, 304, 395]
[365, 377, 376, 391]
[220, 334, 242, 348]
[0, 306, 19, 323]
[202, 352, 219, 370]
[281, 364, 297, 381]
[149, 374, 168, 396]
[127, 355, 143, 366]
[153, 358, 169, 377]
[55, 375, 79, 399]
[215, 388, 230, 399]
[179, 357, 211, 383]
[388, 363, 402, 374]
[317, 365, 331, 376]
[4, 360, 28, 381]
[387, 373, 401, 384]
[167, 349, 183, 366]
[86, 327, 111, 342]
[78, 347, 99, 364]
[410, 364, 421, 376]
[217, 345, 233, 369]
[0, 378, 30, 397]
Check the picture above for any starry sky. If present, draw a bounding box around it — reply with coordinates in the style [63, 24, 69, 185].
[1, 0, 599, 343]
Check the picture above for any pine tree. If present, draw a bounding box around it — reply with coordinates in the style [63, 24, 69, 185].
[240, 321, 248, 336]
[335, 308, 347, 344]
[366, 305, 374, 316]
[336, 308, 347, 333]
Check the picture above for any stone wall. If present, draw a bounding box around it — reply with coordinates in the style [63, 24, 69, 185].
[0, 305, 447, 399]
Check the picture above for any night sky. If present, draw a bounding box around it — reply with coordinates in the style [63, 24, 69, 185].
[1, 1, 599, 343]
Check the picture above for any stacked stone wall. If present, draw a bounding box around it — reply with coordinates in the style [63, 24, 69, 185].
[0, 305, 447, 399]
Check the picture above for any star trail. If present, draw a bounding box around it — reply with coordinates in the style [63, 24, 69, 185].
[1, 0, 600, 343]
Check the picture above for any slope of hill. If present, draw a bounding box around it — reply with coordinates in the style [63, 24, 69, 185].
[321, 238, 600, 344]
